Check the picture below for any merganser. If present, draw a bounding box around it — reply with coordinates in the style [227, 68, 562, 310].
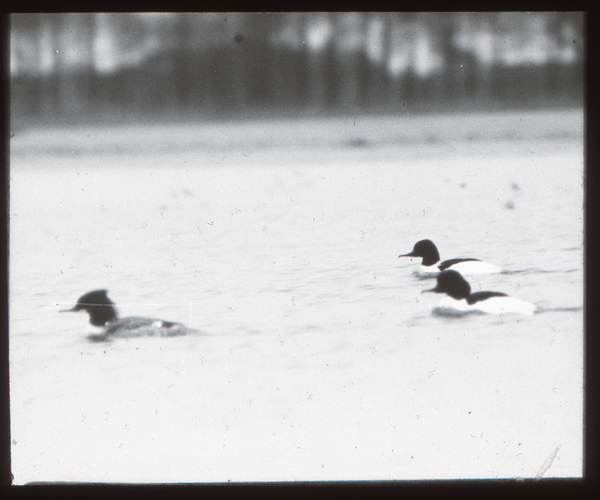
[61, 289, 197, 340]
[422, 270, 536, 315]
[399, 239, 502, 277]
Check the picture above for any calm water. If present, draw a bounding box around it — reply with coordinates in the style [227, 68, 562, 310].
[10, 110, 583, 483]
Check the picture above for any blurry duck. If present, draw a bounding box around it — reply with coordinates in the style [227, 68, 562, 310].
[399, 239, 502, 277]
[61, 289, 196, 339]
[422, 270, 536, 315]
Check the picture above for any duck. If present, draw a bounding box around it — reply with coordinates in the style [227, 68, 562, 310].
[399, 239, 502, 277]
[422, 270, 536, 315]
[61, 289, 197, 339]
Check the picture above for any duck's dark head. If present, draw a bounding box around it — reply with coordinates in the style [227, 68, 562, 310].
[61, 289, 118, 327]
[422, 270, 471, 300]
[399, 239, 440, 266]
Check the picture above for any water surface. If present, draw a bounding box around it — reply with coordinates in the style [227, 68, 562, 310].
[10, 110, 583, 482]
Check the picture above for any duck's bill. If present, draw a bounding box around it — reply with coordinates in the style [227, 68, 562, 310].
[398, 252, 416, 258]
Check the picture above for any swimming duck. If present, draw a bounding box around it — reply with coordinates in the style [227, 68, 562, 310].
[422, 270, 536, 315]
[399, 239, 502, 277]
[61, 289, 196, 339]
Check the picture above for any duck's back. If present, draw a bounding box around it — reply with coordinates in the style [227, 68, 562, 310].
[104, 316, 194, 337]
[469, 296, 536, 315]
[440, 259, 502, 276]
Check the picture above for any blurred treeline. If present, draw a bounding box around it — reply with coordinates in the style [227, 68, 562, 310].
[11, 13, 584, 125]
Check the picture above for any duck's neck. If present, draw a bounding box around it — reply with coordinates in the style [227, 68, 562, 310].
[421, 256, 439, 267]
[88, 305, 118, 327]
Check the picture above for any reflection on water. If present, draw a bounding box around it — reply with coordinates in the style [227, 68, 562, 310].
[10, 111, 583, 482]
